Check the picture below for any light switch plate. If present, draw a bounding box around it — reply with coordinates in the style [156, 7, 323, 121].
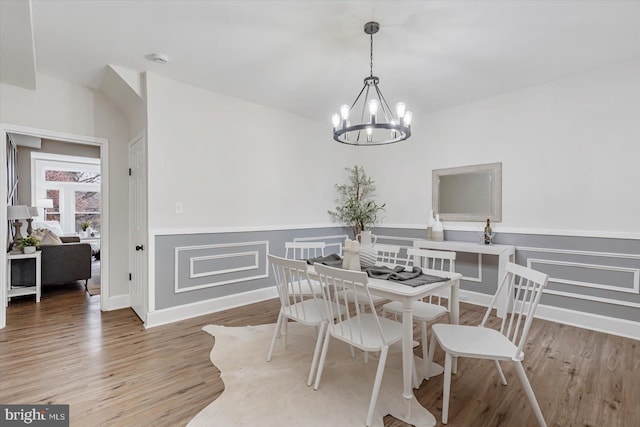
[175, 202, 183, 214]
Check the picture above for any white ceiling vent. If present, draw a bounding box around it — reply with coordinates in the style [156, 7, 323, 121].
[146, 53, 169, 64]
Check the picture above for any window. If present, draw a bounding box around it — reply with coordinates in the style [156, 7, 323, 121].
[45, 189, 61, 223]
[32, 153, 101, 235]
[75, 191, 101, 232]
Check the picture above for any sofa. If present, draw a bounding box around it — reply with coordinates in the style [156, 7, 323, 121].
[10, 236, 92, 286]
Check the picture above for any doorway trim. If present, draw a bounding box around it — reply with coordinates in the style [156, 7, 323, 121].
[1, 123, 110, 328]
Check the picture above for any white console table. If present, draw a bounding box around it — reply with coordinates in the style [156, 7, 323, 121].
[413, 239, 515, 317]
[6, 251, 42, 306]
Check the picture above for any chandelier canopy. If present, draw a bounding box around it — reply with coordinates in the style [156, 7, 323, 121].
[332, 21, 412, 146]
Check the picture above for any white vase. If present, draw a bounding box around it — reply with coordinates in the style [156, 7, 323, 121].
[426, 209, 436, 240]
[348, 241, 362, 271]
[432, 214, 444, 242]
[356, 230, 377, 247]
[23, 246, 36, 254]
[342, 239, 352, 269]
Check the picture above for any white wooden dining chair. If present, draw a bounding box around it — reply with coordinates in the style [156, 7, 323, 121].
[344, 243, 401, 311]
[427, 262, 549, 426]
[284, 241, 326, 296]
[312, 263, 404, 427]
[382, 248, 456, 379]
[373, 243, 402, 267]
[267, 254, 330, 386]
[284, 241, 326, 260]
[347, 243, 403, 362]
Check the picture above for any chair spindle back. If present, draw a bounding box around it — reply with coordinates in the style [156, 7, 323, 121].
[284, 241, 326, 260]
[314, 263, 385, 349]
[480, 262, 549, 359]
[373, 244, 402, 267]
[268, 254, 322, 322]
[406, 248, 456, 304]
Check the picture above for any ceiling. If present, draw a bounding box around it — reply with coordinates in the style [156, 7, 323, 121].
[3, 1, 640, 123]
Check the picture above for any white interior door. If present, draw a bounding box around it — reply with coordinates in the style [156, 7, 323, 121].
[129, 134, 147, 322]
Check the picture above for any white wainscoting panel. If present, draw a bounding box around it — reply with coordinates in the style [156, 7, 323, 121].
[175, 241, 269, 293]
[527, 258, 639, 294]
[190, 251, 259, 279]
[519, 246, 640, 308]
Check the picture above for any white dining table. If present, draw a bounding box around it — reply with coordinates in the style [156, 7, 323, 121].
[308, 264, 462, 422]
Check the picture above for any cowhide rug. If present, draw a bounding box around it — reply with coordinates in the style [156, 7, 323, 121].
[188, 322, 435, 427]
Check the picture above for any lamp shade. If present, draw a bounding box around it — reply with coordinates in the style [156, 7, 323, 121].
[7, 205, 31, 220]
[36, 198, 54, 208]
[28, 206, 39, 217]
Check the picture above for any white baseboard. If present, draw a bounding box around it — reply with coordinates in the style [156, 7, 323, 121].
[105, 294, 131, 311]
[534, 304, 640, 341]
[459, 289, 639, 341]
[458, 289, 494, 307]
[145, 286, 279, 329]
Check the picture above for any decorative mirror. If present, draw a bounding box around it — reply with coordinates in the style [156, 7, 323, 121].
[432, 162, 502, 222]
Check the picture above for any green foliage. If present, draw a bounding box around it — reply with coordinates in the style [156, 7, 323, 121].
[17, 236, 39, 247]
[81, 221, 91, 231]
[328, 165, 385, 238]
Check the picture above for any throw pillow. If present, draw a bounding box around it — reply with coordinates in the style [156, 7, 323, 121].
[32, 228, 63, 246]
[33, 221, 65, 237]
[359, 246, 377, 268]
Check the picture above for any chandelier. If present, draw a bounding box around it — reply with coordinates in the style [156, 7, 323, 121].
[332, 21, 412, 146]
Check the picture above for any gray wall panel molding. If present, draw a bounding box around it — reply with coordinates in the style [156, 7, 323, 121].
[154, 226, 349, 310]
[517, 245, 640, 260]
[174, 241, 269, 293]
[527, 258, 638, 294]
[154, 224, 639, 323]
[373, 226, 640, 323]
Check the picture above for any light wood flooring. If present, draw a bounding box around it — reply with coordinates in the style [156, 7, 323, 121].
[1, 284, 638, 426]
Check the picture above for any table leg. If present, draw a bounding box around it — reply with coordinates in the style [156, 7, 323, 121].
[401, 301, 414, 419]
[5, 259, 10, 307]
[36, 255, 41, 303]
[496, 252, 513, 318]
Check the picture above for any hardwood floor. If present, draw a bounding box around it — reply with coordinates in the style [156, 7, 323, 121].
[1, 285, 638, 426]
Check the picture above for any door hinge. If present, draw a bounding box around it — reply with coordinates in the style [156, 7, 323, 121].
[128, 168, 132, 176]
[129, 273, 132, 281]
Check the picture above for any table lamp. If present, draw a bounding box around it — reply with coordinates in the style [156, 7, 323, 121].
[27, 206, 39, 235]
[36, 198, 54, 219]
[7, 205, 31, 251]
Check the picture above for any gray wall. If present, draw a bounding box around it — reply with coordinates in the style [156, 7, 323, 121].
[154, 226, 349, 310]
[154, 225, 640, 323]
[375, 226, 640, 323]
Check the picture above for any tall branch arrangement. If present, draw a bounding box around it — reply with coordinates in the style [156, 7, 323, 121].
[328, 165, 385, 238]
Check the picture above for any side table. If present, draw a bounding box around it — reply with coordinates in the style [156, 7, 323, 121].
[6, 251, 41, 306]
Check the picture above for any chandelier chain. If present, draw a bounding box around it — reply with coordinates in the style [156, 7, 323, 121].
[369, 33, 374, 77]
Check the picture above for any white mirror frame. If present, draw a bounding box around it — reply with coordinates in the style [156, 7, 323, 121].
[432, 162, 502, 222]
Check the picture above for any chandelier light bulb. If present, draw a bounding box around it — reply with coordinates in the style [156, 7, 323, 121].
[331, 113, 340, 128]
[366, 127, 373, 142]
[340, 104, 350, 120]
[396, 102, 406, 118]
[404, 111, 413, 126]
[368, 99, 379, 115]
